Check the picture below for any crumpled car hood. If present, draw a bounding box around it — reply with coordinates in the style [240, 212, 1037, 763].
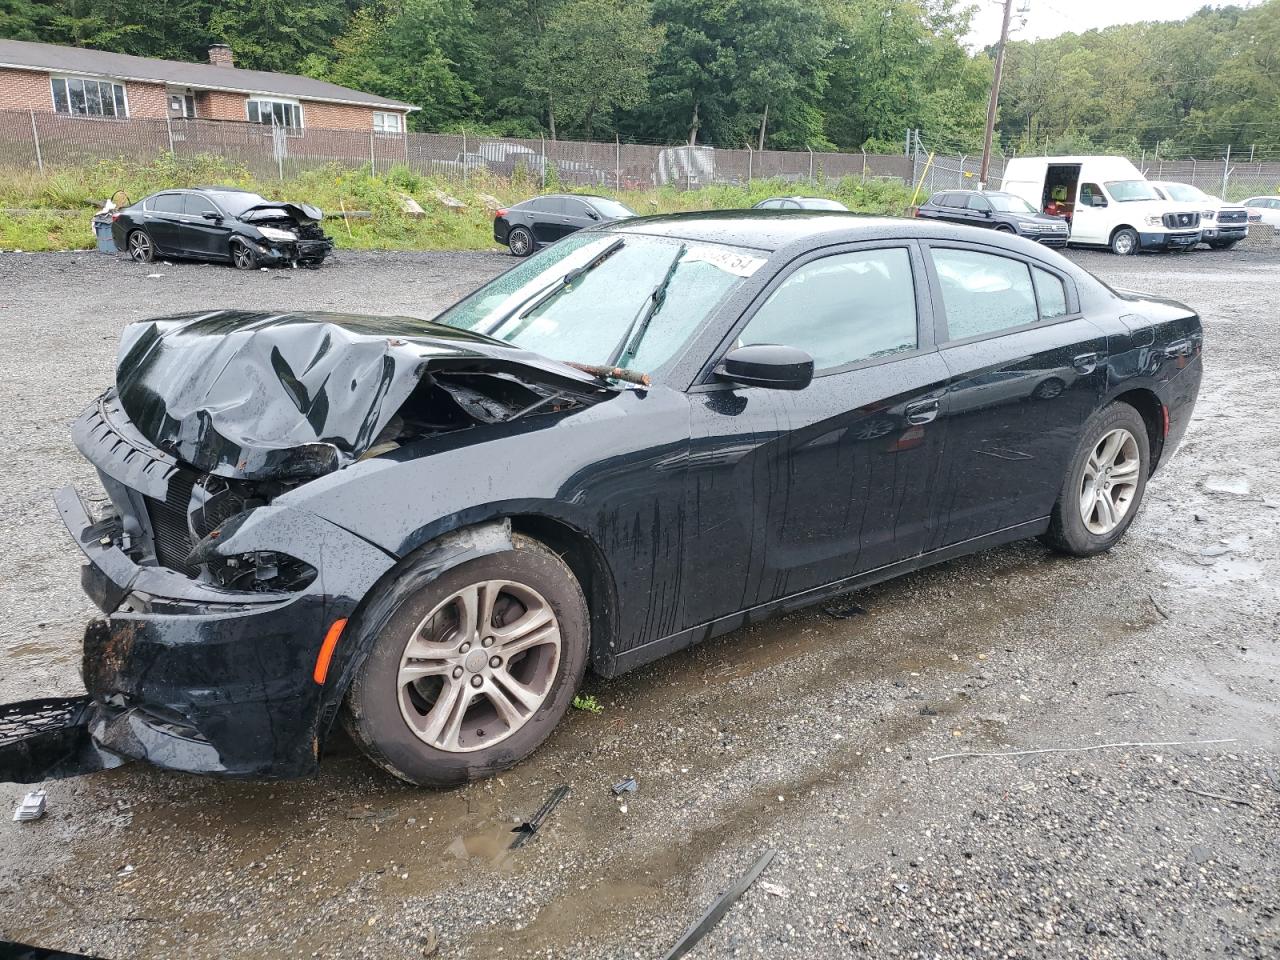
[240, 201, 323, 224]
[114, 310, 615, 480]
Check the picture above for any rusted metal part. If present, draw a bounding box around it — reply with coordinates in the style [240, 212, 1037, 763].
[562, 362, 651, 386]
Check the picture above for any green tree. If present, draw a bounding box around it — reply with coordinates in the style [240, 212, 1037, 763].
[531, 0, 663, 139]
[208, 0, 349, 74]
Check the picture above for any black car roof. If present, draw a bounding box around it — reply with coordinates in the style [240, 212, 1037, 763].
[599, 210, 939, 251]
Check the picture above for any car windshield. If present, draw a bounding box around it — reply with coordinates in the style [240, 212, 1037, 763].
[434, 233, 762, 374]
[1161, 183, 1207, 203]
[589, 198, 636, 219]
[987, 194, 1038, 213]
[1106, 180, 1159, 202]
[795, 198, 848, 211]
[206, 191, 271, 216]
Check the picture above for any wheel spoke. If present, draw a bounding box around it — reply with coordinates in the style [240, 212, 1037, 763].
[1098, 431, 1125, 467]
[398, 657, 452, 687]
[493, 600, 554, 642]
[484, 682, 529, 729]
[1095, 493, 1115, 530]
[499, 621, 558, 658]
[1110, 461, 1140, 484]
[491, 669, 544, 712]
[416, 678, 474, 750]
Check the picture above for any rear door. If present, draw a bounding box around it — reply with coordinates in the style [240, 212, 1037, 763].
[143, 193, 185, 252]
[922, 242, 1108, 546]
[679, 242, 951, 626]
[527, 198, 563, 245]
[181, 193, 233, 260]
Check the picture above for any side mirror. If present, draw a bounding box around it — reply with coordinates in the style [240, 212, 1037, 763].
[1090, 195, 1107, 207]
[714, 344, 814, 391]
[586, 210, 600, 220]
[202, 212, 223, 221]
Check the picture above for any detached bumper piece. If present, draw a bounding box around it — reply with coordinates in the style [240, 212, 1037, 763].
[0, 696, 125, 784]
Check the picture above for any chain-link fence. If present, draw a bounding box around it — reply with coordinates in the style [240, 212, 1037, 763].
[0, 109, 915, 190]
[2, 109, 1276, 201]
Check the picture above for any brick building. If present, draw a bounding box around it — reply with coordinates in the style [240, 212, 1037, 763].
[0, 39, 416, 133]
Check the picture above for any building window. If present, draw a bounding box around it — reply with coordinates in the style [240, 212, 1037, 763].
[247, 98, 302, 130]
[169, 92, 196, 118]
[373, 111, 403, 134]
[51, 76, 128, 118]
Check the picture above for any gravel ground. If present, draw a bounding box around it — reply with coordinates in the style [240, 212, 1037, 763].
[0, 245, 1277, 960]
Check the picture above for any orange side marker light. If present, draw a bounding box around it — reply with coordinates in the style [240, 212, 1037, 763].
[313, 618, 348, 685]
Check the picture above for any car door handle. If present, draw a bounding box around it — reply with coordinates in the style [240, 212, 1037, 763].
[905, 398, 940, 425]
[1072, 352, 1100, 374]
[1164, 338, 1194, 358]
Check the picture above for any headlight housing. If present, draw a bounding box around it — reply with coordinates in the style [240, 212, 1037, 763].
[1202, 209, 1215, 220]
[1144, 215, 1164, 227]
[257, 225, 298, 242]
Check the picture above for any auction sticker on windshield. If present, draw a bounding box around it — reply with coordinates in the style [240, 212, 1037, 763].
[681, 246, 767, 277]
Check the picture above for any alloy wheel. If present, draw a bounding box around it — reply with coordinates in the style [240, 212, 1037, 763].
[232, 243, 256, 270]
[128, 232, 151, 262]
[1079, 427, 1141, 535]
[397, 579, 561, 753]
[1113, 232, 1135, 255]
[509, 230, 531, 256]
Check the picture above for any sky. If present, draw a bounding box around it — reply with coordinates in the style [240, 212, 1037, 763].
[963, 0, 1265, 49]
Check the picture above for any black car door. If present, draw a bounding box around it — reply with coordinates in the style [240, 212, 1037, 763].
[527, 198, 562, 246]
[964, 193, 995, 227]
[922, 241, 1109, 547]
[181, 193, 233, 260]
[142, 192, 185, 252]
[559, 197, 599, 238]
[679, 242, 951, 627]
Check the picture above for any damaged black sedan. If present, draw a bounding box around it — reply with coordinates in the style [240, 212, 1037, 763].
[111, 187, 334, 269]
[4, 212, 1202, 788]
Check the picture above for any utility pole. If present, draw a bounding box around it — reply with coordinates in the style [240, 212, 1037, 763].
[979, 0, 1015, 190]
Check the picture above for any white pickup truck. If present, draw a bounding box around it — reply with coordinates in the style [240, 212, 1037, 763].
[1001, 156, 1202, 255]
[1148, 181, 1249, 249]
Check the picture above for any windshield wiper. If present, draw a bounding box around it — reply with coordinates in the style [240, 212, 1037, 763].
[605, 244, 687, 370]
[481, 237, 625, 337]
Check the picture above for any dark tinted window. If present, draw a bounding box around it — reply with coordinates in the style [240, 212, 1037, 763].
[739, 248, 918, 371]
[150, 193, 185, 214]
[526, 197, 562, 215]
[931, 249, 1037, 339]
[941, 193, 963, 208]
[184, 194, 219, 217]
[562, 198, 593, 218]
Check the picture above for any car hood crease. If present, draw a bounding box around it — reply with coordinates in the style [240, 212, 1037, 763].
[113, 310, 616, 481]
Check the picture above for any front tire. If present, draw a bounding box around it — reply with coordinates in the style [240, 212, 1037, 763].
[231, 239, 258, 270]
[1040, 403, 1150, 556]
[1209, 240, 1237, 250]
[507, 226, 535, 258]
[343, 534, 589, 786]
[1110, 227, 1139, 256]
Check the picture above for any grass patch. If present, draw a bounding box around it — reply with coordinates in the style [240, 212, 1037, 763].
[0, 153, 915, 253]
[571, 694, 604, 714]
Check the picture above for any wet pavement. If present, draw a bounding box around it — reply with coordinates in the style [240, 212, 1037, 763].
[0, 246, 1277, 959]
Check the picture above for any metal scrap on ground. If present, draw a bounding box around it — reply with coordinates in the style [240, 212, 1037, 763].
[659, 849, 777, 960]
[510, 784, 571, 849]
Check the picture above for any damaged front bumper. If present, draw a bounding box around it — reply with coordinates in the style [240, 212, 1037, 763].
[251, 236, 333, 266]
[0, 483, 394, 784]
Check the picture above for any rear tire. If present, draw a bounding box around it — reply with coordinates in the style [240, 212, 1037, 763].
[1110, 227, 1139, 256]
[343, 534, 589, 787]
[126, 230, 154, 263]
[507, 226, 535, 258]
[1040, 403, 1150, 557]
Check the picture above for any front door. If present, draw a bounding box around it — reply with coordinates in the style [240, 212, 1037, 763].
[922, 242, 1109, 547]
[679, 242, 951, 628]
[181, 193, 233, 260]
[1070, 181, 1111, 244]
[558, 197, 599, 240]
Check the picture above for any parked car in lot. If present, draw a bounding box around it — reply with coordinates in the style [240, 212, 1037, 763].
[753, 196, 849, 210]
[914, 190, 1070, 246]
[493, 194, 636, 255]
[111, 187, 334, 269]
[1148, 181, 1249, 249]
[1001, 156, 1202, 254]
[2, 213, 1202, 788]
[1242, 196, 1280, 226]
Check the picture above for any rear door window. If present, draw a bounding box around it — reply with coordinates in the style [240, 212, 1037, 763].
[738, 247, 919, 372]
[149, 193, 185, 214]
[930, 248, 1038, 340]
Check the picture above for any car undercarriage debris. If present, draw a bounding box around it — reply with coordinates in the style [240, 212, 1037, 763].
[660, 849, 778, 960]
[0, 696, 126, 784]
[509, 784, 571, 848]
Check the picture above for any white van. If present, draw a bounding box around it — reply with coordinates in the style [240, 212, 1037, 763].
[1001, 156, 1202, 255]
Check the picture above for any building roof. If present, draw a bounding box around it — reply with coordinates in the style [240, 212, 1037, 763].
[0, 38, 417, 112]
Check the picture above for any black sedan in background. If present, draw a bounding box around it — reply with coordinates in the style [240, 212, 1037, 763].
[493, 194, 636, 255]
[4, 212, 1201, 789]
[915, 190, 1070, 246]
[111, 187, 334, 268]
[753, 196, 849, 210]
